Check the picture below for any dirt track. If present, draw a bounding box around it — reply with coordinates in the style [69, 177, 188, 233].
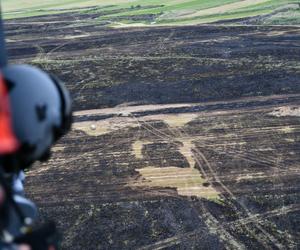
[5, 12, 300, 249]
[161, 0, 269, 20]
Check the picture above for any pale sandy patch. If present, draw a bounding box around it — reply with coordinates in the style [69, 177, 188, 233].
[162, 113, 198, 128]
[52, 146, 65, 153]
[279, 126, 294, 134]
[74, 103, 194, 116]
[134, 167, 220, 199]
[62, 34, 90, 39]
[269, 106, 300, 117]
[285, 138, 295, 143]
[236, 172, 265, 182]
[73, 112, 197, 137]
[73, 117, 139, 136]
[111, 22, 150, 28]
[73, 121, 109, 136]
[266, 31, 290, 37]
[132, 140, 153, 159]
[178, 138, 196, 168]
[75, 95, 300, 117]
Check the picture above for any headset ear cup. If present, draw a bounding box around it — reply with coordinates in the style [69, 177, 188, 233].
[49, 74, 72, 140]
[39, 150, 51, 162]
[0, 191, 9, 231]
[1, 65, 72, 170]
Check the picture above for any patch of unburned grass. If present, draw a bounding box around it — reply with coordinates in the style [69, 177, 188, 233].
[132, 140, 153, 159]
[178, 138, 196, 169]
[52, 146, 65, 152]
[73, 121, 110, 136]
[162, 114, 198, 128]
[269, 106, 300, 117]
[134, 166, 220, 200]
[73, 118, 139, 136]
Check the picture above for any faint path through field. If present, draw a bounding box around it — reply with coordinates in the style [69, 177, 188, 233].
[161, 0, 269, 20]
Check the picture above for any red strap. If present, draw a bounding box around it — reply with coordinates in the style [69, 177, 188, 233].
[0, 73, 19, 154]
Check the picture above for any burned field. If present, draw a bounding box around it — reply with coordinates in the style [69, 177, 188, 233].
[5, 13, 300, 249]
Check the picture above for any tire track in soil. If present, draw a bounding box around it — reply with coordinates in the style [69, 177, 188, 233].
[192, 148, 285, 249]
[50, 96, 298, 248]
[186, 111, 299, 248]
[62, 98, 298, 248]
[130, 114, 246, 249]
[131, 109, 288, 249]
[172, 123, 286, 249]
[226, 204, 300, 227]
[184, 110, 295, 248]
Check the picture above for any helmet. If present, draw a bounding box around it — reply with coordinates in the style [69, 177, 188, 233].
[1, 64, 72, 171]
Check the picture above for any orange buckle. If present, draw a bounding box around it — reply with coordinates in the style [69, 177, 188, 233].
[0, 74, 19, 154]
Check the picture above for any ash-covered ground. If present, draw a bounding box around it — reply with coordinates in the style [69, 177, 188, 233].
[5, 12, 300, 249]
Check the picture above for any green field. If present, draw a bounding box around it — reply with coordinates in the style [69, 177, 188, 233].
[2, 0, 300, 25]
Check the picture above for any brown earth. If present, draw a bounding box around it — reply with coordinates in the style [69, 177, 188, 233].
[5, 12, 300, 250]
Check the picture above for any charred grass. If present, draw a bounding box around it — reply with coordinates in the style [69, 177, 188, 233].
[6, 12, 300, 249]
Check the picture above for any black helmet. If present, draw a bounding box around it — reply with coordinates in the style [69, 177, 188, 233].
[1, 64, 72, 171]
